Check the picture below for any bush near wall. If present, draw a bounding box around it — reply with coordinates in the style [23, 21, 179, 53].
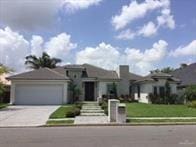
[148, 93, 180, 104]
[184, 85, 196, 102]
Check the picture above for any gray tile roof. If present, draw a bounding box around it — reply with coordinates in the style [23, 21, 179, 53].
[135, 72, 180, 83]
[8, 64, 119, 81]
[128, 72, 143, 81]
[82, 64, 119, 80]
[171, 63, 196, 86]
[7, 68, 69, 80]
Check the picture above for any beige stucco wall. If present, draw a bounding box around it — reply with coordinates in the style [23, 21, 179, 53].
[134, 79, 178, 103]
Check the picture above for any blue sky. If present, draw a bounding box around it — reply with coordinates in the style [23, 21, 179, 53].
[0, 0, 195, 75]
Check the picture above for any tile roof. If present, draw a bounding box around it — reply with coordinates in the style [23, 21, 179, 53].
[7, 68, 69, 80]
[171, 63, 196, 86]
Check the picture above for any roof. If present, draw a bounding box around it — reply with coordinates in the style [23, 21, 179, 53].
[171, 63, 196, 86]
[135, 72, 180, 83]
[128, 72, 143, 81]
[7, 64, 119, 81]
[82, 64, 119, 80]
[7, 68, 69, 80]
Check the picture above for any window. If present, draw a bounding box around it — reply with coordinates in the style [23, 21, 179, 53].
[107, 84, 113, 94]
[153, 86, 157, 95]
[137, 85, 140, 98]
[159, 87, 165, 97]
[66, 70, 69, 76]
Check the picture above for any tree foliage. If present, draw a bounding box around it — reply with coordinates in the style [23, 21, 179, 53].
[184, 85, 196, 101]
[25, 52, 62, 69]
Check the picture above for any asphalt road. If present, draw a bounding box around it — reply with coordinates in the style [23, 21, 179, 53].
[0, 125, 196, 147]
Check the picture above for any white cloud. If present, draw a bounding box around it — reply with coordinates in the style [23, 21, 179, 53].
[125, 40, 168, 74]
[113, 0, 175, 40]
[0, 27, 29, 72]
[0, 27, 76, 72]
[62, 0, 103, 12]
[157, 8, 175, 29]
[170, 40, 196, 57]
[30, 35, 44, 56]
[115, 29, 135, 40]
[76, 40, 168, 75]
[76, 42, 121, 70]
[45, 33, 77, 59]
[0, 0, 102, 30]
[111, 0, 170, 30]
[138, 21, 158, 37]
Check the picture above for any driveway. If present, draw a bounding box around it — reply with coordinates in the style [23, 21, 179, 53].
[0, 105, 59, 127]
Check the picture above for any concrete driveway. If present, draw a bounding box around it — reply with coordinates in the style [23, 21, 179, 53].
[0, 105, 59, 127]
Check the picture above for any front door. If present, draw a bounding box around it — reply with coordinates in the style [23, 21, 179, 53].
[85, 82, 94, 101]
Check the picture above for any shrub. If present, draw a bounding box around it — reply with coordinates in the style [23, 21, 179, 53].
[187, 100, 196, 108]
[65, 107, 80, 118]
[99, 100, 108, 115]
[184, 85, 196, 101]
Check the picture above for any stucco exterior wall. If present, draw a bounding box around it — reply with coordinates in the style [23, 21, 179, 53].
[134, 79, 178, 103]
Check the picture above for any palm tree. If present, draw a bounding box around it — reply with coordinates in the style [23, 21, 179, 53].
[25, 52, 62, 69]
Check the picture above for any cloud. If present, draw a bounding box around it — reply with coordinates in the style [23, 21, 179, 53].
[76, 40, 168, 75]
[170, 40, 196, 57]
[0, 27, 76, 72]
[115, 29, 135, 40]
[62, 0, 103, 13]
[125, 40, 168, 74]
[0, 0, 102, 30]
[138, 21, 158, 37]
[45, 33, 77, 59]
[111, 0, 170, 30]
[76, 42, 121, 70]
[0, 27, 29, 72]
[113, 0, 175, 40]
[157, 8, 175, 29]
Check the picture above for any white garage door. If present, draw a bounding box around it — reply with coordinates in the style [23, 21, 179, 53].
[15, 84, 63, 105]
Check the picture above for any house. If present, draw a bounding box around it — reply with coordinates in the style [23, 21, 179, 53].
[0, 73, 11, 103]
[171, 63, 196, 96]
[7, 64, 120, 105]
[133, 72, 180, 103]
[7, 63, 180, 105]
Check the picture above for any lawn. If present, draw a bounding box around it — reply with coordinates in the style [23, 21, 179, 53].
[0, 103, 9, 109]
[46, 120, 74, 125]
[126, 103, 196, 117]
[49, 105, 74, 119]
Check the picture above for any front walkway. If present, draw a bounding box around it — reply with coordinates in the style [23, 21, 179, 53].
[0, 105, 59, 127]
[74, 102, 108, 124]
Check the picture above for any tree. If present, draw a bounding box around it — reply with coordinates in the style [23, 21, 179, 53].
[68, 83, 81, 103]
[150, 67, 175, 74]
[184, 85, 196, 102]
[25, 52, 62, 69]
[0, 64, 12, 101]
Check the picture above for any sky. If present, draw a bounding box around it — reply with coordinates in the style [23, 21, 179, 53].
[0, 0, 196, 75]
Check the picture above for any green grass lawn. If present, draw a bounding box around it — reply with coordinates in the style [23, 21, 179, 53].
[49, 105, 74, 119]
[126, 103, 196, 117]
[127, 119, 196, 123]
[46, 120, 74, 125]
[0, 103, 9, 109]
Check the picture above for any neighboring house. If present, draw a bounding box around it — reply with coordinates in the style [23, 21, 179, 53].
[0, 73, 11, 103]
[133, 72, 180, 103]
[171, 63, 196, 96]
[7, 63, 181, 105]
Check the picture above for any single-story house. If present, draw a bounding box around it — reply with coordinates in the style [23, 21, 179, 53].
[7, 63, 182, 105]
[133, 72, 180, 103]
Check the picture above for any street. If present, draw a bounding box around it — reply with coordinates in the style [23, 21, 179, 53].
[0, 125, 196, 147]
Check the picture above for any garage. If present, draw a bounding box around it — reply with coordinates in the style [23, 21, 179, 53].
[15, 84, 64, 105]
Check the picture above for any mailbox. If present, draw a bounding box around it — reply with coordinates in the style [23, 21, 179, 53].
[117, 103, 126, 123]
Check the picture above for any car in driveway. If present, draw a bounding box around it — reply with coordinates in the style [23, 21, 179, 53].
[0, 105, 59, 127]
